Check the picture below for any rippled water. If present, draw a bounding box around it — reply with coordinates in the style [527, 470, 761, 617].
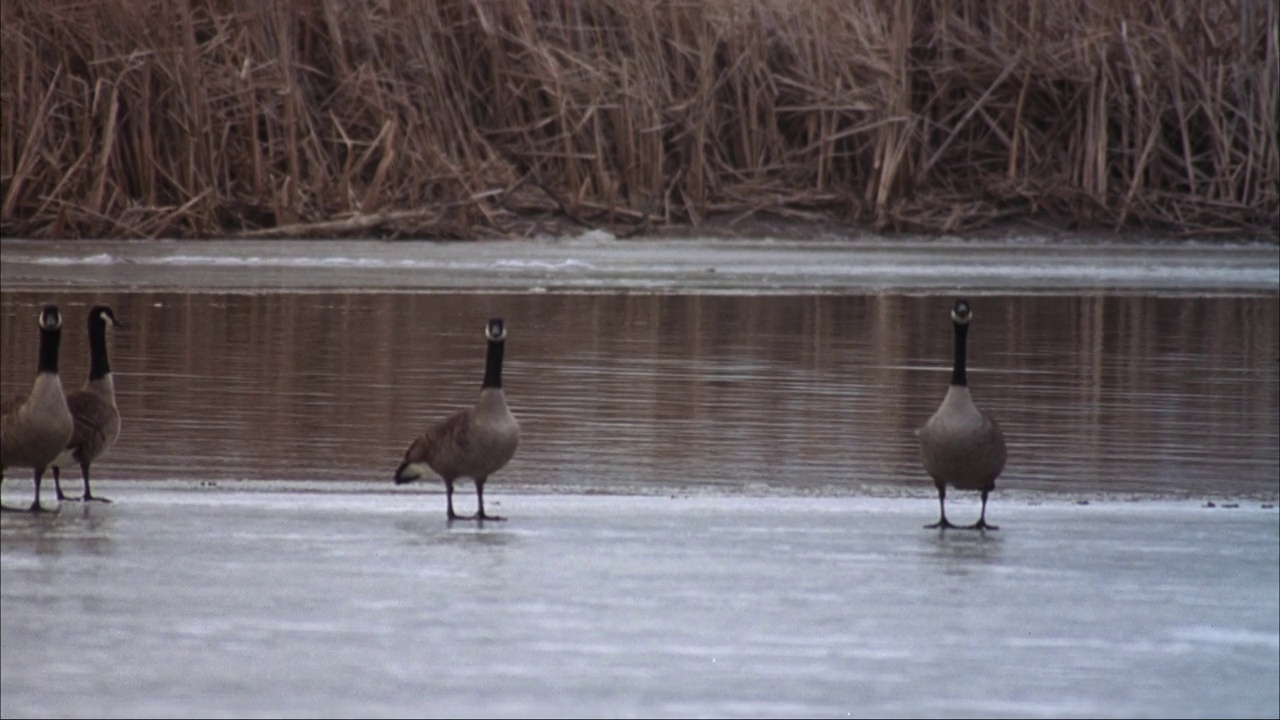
[2, 291, 1276, 499]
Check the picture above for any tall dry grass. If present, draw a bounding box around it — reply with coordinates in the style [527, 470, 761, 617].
[1, 0, 1276, 239]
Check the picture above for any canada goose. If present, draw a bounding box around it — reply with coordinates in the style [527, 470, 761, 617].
[52, 305, 123, 503]
[1, 305, 75, 512]
[395, 317, 519, 521]
[918, 299, 1007, 530]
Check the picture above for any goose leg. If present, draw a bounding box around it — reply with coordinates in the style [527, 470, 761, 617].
[80, 461, 111, 503]
[967, 489, 998, 531]
[29, 469, 54, 513]
[924, 484, 956, 529]
[474, 477, 504, 522]
[53, 465, 73, 501]
[445, 478, 467, 521]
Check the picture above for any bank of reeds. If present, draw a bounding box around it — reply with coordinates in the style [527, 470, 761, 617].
[2, 0, 1276, 239]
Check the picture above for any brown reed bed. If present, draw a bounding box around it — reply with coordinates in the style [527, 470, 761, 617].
[1, 0, 1276, 240]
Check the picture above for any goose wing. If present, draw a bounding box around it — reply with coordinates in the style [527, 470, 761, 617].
[64, 390, 119, 462]
[400, 408, 475, 476]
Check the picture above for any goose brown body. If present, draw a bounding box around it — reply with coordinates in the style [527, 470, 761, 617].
[53, 306, 122, 503]
[395, 318, 519, 521]
[1, 305, 75, 512]
[919, 386, 1006, 493]
[397, 389, 519, 484]
[1, 378, 75, 478]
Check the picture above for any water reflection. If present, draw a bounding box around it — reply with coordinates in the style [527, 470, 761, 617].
[1, 292, 1276, 498]
[395, 518, 517, 550]
[924, 531, 1006, 574]
[0, 505, 116, 557]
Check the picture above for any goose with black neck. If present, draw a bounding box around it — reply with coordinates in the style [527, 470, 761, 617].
[395, 317, 520, 521]
[1, 305, 76, 512]
[917, 299, 1007, 530]
[53, 305, 124, 503]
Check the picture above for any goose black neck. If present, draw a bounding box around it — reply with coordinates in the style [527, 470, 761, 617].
[38, 325, 62, 375]
[88, 317, 111, 379]
[951, 322, 968, 387]
[482, 339, 504, 389]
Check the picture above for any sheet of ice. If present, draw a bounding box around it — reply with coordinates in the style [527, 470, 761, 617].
[2, 236, 1276, 294]
[2, 488, 1276, 718]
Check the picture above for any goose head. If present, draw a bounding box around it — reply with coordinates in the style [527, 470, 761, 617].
[90, 305, 124, 330]
[951, 299, 972, 326]
[486, 317, 507, 342]
[39, 305, 62, 331]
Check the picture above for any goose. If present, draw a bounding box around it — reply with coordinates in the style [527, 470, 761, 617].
[52, 305, 123, 503]
[1, 305, 75, 512]
[918, 299, 1007, 530]
[395, 317, 519, 521]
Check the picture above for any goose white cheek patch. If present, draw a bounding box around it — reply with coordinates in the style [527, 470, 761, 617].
[398, 462, 430, 481]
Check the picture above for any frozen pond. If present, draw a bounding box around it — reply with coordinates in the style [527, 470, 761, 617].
[2, 490, 1277, 718]
[1, 236, 1278, 718]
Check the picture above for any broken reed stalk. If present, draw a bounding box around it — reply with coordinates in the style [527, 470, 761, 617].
[0, 0, 1275, 239]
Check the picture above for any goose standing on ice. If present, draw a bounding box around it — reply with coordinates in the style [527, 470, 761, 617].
[395, 317, 520, 521]
[1, 305, 75, 512]
[53, 305, 123, 503]
[918, 299, 1007, 530]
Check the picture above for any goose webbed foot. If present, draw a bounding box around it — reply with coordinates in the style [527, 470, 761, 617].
[447, 512, 506, 522]
[83, 493, 111, 503]
[924, 518, 958, 529]
[28, 500, 56, 513]
[967, 519, 998, 531]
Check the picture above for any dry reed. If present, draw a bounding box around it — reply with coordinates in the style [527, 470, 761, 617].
[1, 0, 1276, 239]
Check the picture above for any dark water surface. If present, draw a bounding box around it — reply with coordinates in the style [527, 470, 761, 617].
[2, 291, 1276, 500]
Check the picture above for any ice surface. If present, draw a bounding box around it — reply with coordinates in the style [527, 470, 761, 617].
[2, 236, 1276, 294]
[2, 488, 1277, 719]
